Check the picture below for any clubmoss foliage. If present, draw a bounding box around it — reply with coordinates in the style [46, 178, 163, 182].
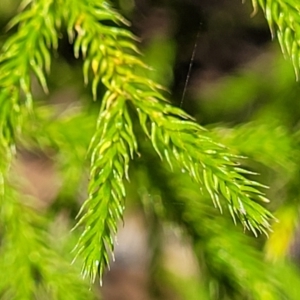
[252, 0, 300, 78]
[0, 0, 300, 299]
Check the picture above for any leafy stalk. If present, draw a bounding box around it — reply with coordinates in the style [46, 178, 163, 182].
[62, 0, 275, 282]
[0, 2, 94, 298]
[133, 97, 273, 235]
[0, 0, 58, 178]
[0, 183, 93, 300]
[251, 0, 300, 78]
[72, 93, 137, 282]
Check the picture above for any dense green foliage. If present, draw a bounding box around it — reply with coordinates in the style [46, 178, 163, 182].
[1, 0, 300, 299]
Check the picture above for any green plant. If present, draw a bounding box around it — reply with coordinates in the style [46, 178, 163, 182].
[1, 0, 300, 299]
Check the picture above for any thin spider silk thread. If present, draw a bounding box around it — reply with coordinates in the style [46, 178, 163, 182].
[179, 29, 200, 108]
[177, 28, 200, 177]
